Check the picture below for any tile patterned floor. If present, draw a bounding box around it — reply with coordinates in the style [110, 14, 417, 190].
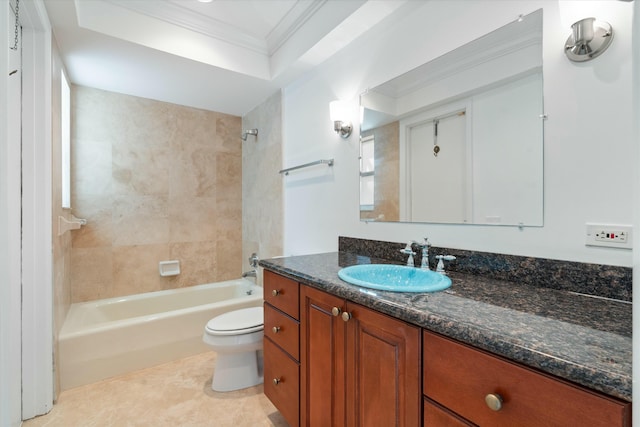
[23, 352, 288, 427]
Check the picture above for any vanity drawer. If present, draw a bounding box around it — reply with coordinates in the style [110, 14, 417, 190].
[264, 303, 299, 360]
[264, 270, 299, 319]
[264, 337, 300, 427]
[423, 330, 631, 427]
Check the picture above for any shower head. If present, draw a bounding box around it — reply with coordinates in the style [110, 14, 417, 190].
[241, 128, 258, 141]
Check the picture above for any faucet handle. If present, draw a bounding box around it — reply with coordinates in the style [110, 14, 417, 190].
[400, 242, 416, 267]
[248, 253, 259, 268]
[435, 255, 456, 274]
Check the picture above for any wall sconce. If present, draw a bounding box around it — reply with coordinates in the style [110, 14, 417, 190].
[329, 100, 352, 139]
[564, 17, 613, 62]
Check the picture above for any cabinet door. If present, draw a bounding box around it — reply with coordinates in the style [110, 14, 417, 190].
[264, 337, 300, 427]
[300, 286, 347, 427]
[345, 302, 421, 427]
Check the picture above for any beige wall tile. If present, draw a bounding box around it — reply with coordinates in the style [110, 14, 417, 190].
[70, 247, 113, 302]
[112, 195, 170, 247]
[72, 138, 112, 200]
[242, 91, 283, 279]
[70, 86, 242, 301]
[52, 39, 73, 397]
[169, 241, 218, 287]
[169, 144, 217, 198]
[217, 115, 243, 153]
[112, 244, 172, 296]
[112, 141, 171, 196]
[71, 195, 112, 248]
[169, 196, 217, 243]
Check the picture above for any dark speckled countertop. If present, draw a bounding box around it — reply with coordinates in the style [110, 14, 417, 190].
[259, 251, 632, 402]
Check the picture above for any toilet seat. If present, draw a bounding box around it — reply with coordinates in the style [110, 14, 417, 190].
[205, 306, 263, 336]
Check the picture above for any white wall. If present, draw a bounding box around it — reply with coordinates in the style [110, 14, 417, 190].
[282, 0, 634, 267]
[0, 1, 23, 425]
[21, 0, 54, 416]
[631, 0, 639, 422]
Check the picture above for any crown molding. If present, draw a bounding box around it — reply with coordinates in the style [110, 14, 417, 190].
[106, 0, 269, 54]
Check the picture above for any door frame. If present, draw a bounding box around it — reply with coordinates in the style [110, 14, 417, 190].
[20, 0, 54, 419]
[399, 99, 473, 223]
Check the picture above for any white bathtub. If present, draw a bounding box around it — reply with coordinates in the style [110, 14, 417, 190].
[59, 278, 263, 390]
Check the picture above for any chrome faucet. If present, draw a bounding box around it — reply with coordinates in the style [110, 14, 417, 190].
[243, 253, 259, 279]
[399, 242, 416, 267]
[412, 238, 431, 270]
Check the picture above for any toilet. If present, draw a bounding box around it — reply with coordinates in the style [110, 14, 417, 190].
[202, 306, 264, 392]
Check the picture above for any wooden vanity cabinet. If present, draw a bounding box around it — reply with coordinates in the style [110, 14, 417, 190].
[263, 270, 300, 427]
[300, 285, 421, 427]
[263, 270, 631, 427]
[422, 330, 631, 427]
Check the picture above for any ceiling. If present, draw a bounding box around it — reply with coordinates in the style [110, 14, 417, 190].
[44, 0, 408, 116]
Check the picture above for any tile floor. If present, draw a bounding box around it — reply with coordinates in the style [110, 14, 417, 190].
[23, 352, 288, 427]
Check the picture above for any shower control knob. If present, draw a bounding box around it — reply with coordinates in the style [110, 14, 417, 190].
[273, 378, 281, 386]
[272, 326, 281, 334]
[271, 289, 280, 297]
[331, 307, 342, 317]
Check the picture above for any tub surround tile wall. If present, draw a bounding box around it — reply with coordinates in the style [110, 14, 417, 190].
[70, 86, 242, 302]
[338, 236, 632, 301]
[242, 91, 284, 282]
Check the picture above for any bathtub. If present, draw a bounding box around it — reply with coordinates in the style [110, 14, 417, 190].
[59, 278, 263, 391]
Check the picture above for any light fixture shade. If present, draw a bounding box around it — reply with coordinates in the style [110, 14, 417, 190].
[329, 100, 353, 139]
[329, 100, 349, 122]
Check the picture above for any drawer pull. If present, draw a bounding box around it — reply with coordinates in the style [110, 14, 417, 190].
[341, 312, 352, 322]
[271, 289, 280, 297]
[272, 326, 281, 334]
[485, 393, 503, 411]
[331, 307, 342, 317]
[273, 378, 281, 386]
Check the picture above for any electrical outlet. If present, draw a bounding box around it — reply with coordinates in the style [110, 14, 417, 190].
[585, 223, 632, 249]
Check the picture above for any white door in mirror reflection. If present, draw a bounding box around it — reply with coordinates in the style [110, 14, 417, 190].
[407, 113, 469, 223]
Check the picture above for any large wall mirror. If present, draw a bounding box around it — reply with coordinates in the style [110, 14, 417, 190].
[360, 9, 543, 226]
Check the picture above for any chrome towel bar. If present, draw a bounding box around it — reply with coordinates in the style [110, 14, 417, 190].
[279, 159, 334, 175]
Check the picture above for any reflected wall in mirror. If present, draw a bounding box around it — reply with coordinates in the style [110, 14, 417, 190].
[360, 9, 543, 226]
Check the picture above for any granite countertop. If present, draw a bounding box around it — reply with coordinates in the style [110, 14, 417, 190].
[260, 251, 632, 402]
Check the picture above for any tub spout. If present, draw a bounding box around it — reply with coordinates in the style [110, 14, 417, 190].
[242, 270, 257, 278]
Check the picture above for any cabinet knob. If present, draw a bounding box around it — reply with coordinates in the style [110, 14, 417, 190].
[485, 393, 503, 411]
[341, 311, 352, 322]
[273, 378, 281, 386]
[272, 326, 281, 334]
[271, 289, 280, 297]
[331, 307, 342, 317]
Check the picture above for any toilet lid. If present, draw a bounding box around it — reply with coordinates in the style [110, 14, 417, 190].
[206, 306, 264, 336]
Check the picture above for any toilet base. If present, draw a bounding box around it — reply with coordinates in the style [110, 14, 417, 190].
[211, 350, 264, 392]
